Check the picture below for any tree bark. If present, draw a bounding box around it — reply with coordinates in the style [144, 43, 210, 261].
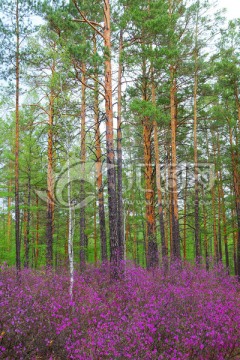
[183, 166, 188, 261]
[46, 82, 55, 268]
[79, 63, 86, 271]
[93, 35, 107, 262]
[170, 66, 180, 258]
[117, 30, 124, 262]
[193, 47, 200, 261]
[143, 119, 158, 268]
[228, 121, 240, 278]
[15, 0, 21, 272]
[104, 0, 119, 276]
[7, 174, 12, 251]
[151, 73, 167, 261]
[202, 187, 209, 270]
[35, 194, 39, 268]
[24, 175, 31, 268]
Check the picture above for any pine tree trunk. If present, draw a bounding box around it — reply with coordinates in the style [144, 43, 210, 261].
[143, 119, 158, 268]
[104, 0, 119, 276]
[167, 149, 173, 257]
[24, 176, 31, 268]
[183, 167, 188, 261]
[117, 30, 124, 262]
[193, 53, 200, 261]
[202, 188, 209, 270]
[80, 64, 86, 271]
[46, 86, 55, 268]
[228, 121, 240, 278]
[15, 0, 21, 272]
[232, 207, 238, 276]
[7, 175, 12, 251]
[220, 177, 229, 269]
[211, 168, 218, 263]
[217, 175, 223, 263]
[35, 194, 39, 268]
[93, 38, 107, 261]
[151, 71, 167, 261]
[94, 199, 97, 265]
[170, 66, 180, 258]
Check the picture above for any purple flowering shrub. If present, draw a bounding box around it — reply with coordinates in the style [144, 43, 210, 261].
[0, 262, 240, 359]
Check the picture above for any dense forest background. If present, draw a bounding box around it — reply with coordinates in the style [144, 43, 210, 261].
[0, 0, 239, 277]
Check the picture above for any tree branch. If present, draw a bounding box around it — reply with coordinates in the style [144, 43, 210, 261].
[72, 0, 104, 38]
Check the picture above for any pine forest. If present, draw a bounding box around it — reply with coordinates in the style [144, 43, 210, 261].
[0, 1, 240, 359]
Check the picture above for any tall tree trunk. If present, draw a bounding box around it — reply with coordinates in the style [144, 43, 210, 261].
[46, 84, 55, 268]
[71, 0, 119, 275]
[141, 60, 158, 268]
[93, 36, 107, 262]
[24, 175, 31, 268]
[218, 168, 229, 269]
[35, 194, 39, 268]
[232, 207, 238, 276]
[7, 175, 12, 251]
[104, 0, 119, 276]
[193, 48, 200, 261]
[170, 66, 180, 258]
[67, 149, 74, 300]
[216, 131, 229, 268]
[151, 70, 167, 261]
[217, 173, 223, 262]
[163, 151, 169, 257]
[202, 188, 209, 270]
[143, 119, 158, 268]
[15, 0, 21, 272]
[94, 199, 97, 266]
[133, 220, 137, 265]
[117, 30, 124, 262]
[79, 63, 86, 270]
[183, 166, 188, 261]
[206, 131, 218, 263]
[228, 120, 240, 278]
[211, 184, 218, 263]
[167, 148, 173, 257]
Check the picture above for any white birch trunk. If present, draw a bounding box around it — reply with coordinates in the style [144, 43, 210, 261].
[67, 149, 74, 300]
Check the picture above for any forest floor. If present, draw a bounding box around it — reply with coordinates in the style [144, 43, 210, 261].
[0, 262, 240, 360]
